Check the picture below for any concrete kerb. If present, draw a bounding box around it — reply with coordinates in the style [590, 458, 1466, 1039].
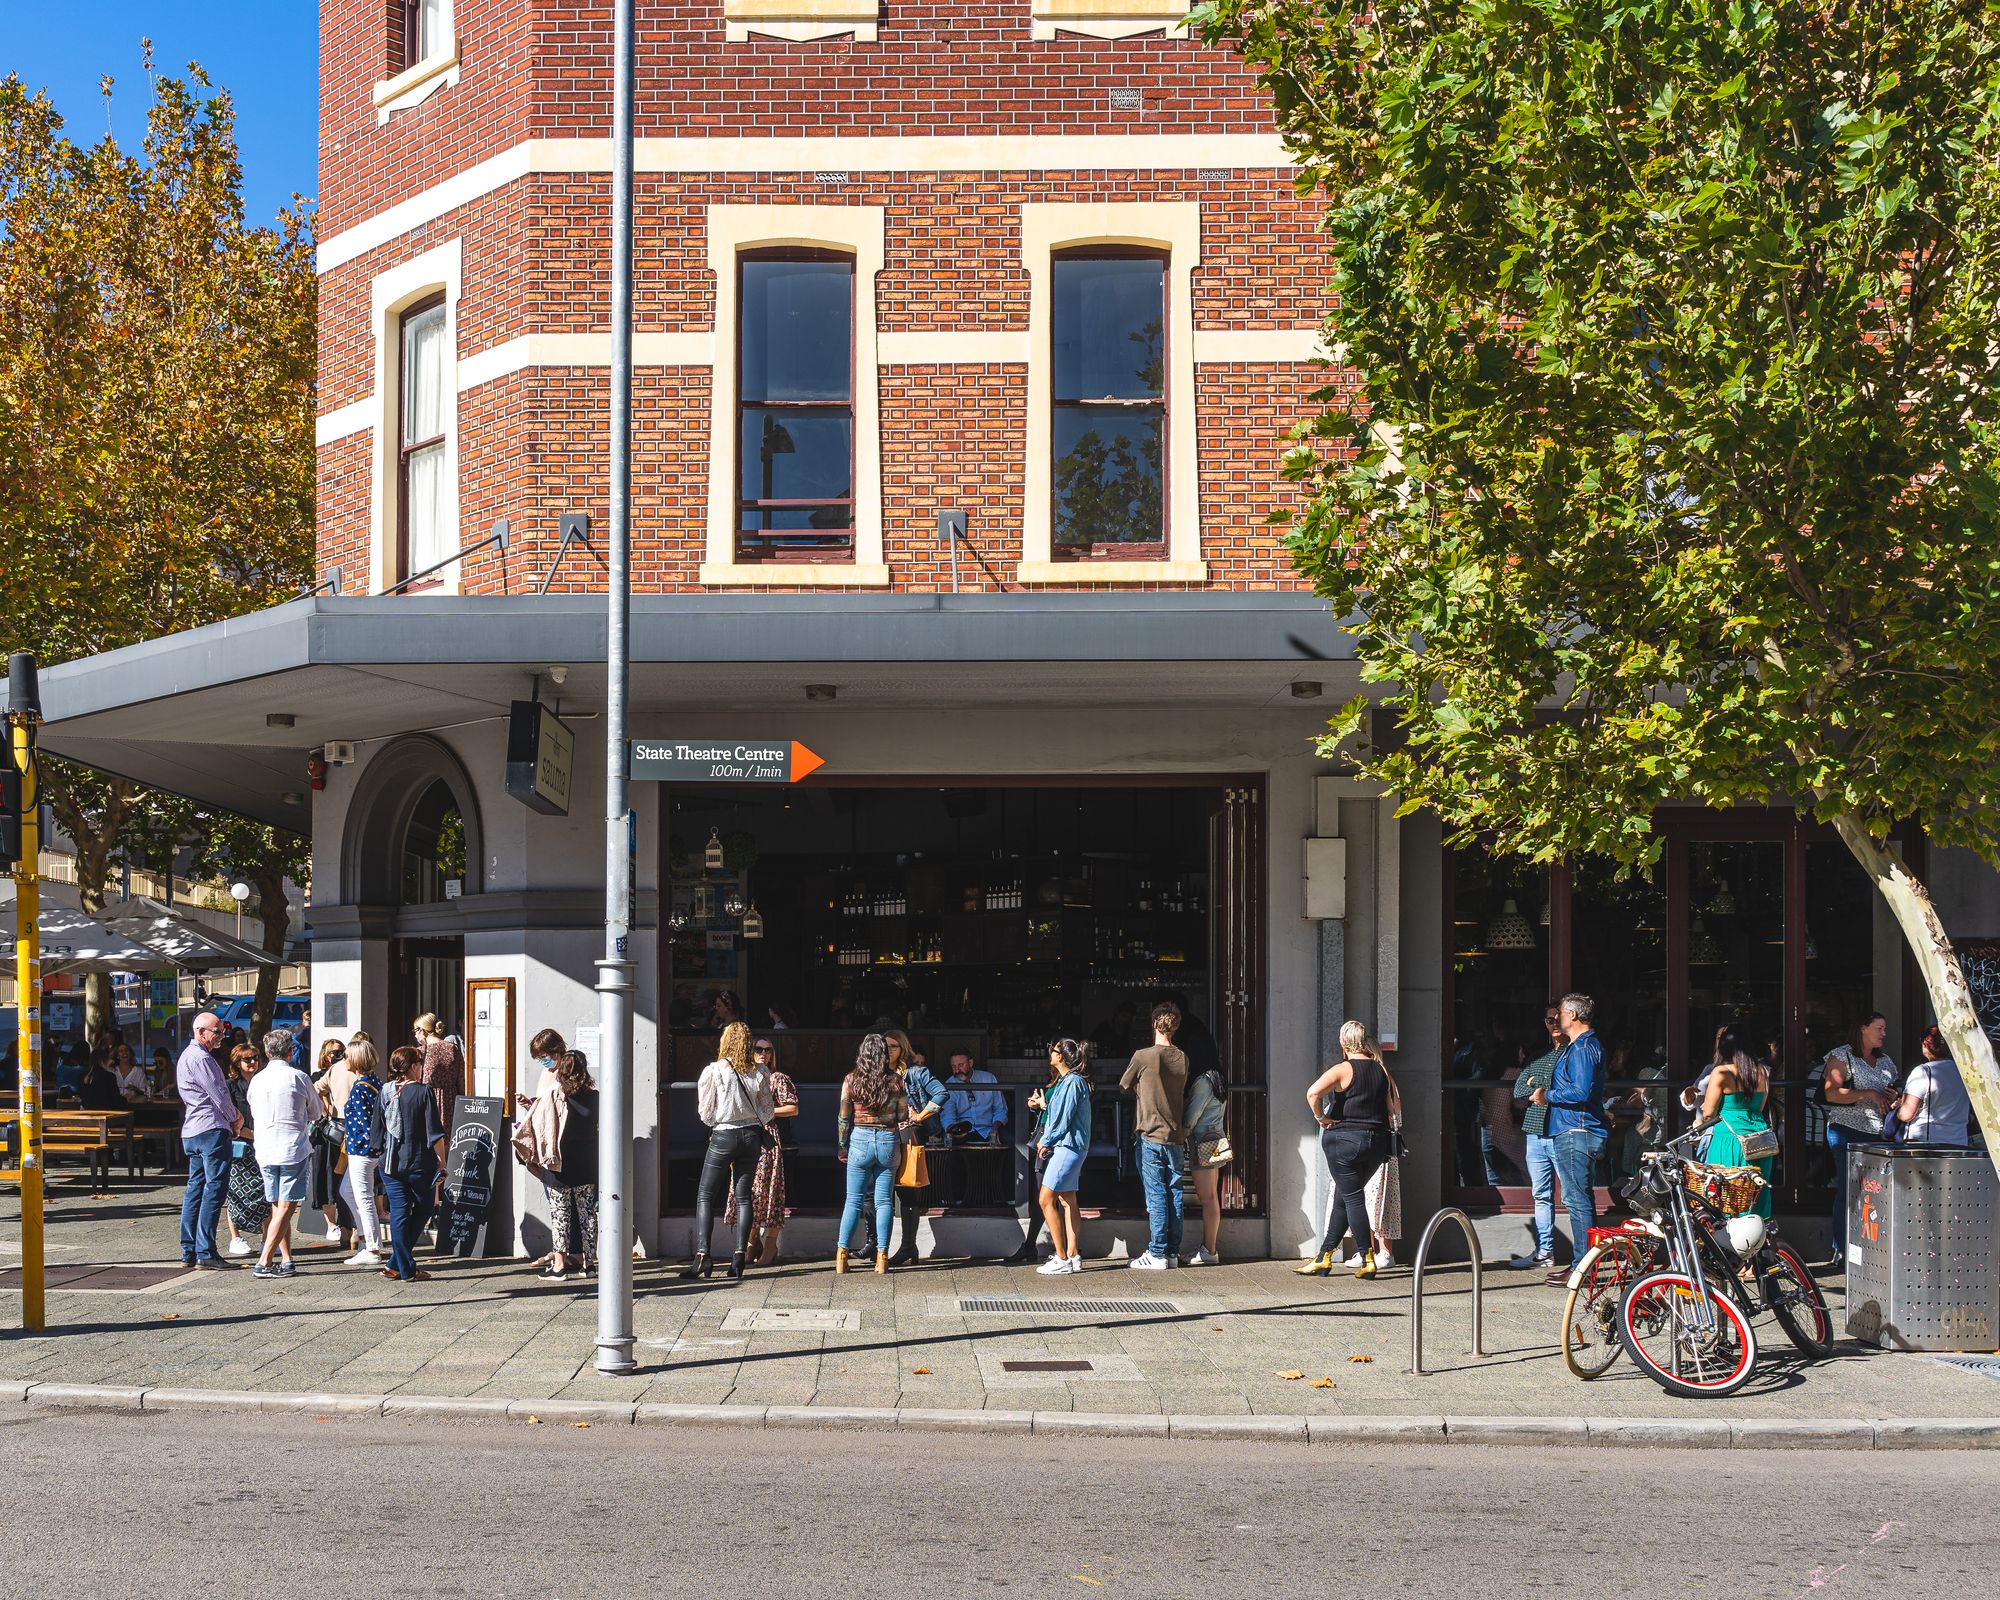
[5, 1383, 2000, 1449]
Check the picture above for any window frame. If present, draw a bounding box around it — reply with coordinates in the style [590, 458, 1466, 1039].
[702, 204, 888, 588]
[1018, 202, 1206, 585]
[396, 291, 449, 587]
[368, 239, 461, 596]
[375, 0, 458, 122]
[733, 248, 858, 565]
[1048, 245, 1171, 564]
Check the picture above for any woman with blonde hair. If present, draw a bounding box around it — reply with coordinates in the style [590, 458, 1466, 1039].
[1298, 1020, 1400, 1280]
[339, 1040, 389, 1264]
[412, 1012, 463, 1133]
[681, 1020, 774, 1280]
[309, 1036, 356, 1247]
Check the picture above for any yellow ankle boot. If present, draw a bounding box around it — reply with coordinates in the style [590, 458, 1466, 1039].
[1295, 1250, 1335, 1276]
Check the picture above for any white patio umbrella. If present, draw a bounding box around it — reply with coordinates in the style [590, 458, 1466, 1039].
[0, 883, 177, 976]
[98, 896, 280, 973]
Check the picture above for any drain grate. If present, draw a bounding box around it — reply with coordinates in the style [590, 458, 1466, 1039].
[0, 1264, 191, 1294]
[955, 1296, 1180, 1316]
[1933, 1355, 2000, 1383]
[1002, 1359, 1094, 1373]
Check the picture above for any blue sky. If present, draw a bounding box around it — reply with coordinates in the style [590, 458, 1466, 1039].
[2, 3, 319, 225]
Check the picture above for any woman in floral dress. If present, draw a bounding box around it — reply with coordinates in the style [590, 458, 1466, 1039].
[725, 1036, 799, 1266]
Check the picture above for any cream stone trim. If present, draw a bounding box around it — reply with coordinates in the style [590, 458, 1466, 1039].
[702, 204, 887, 589]
[1031, 0, 1190, 41]
[372, 42, 460, 125]
[369, 240, 463, 596]
[317, 135, 1292, 274]
[878, 330, 1030, 364]
[1190, 327, 1329, 364]
[316, 399, 374, 447]
[725, 0, 879, 41]
[456, 331, 716, 392]
[1019, 201, 1205, 585]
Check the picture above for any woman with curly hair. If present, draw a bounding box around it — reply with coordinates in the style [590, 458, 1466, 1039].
[836, 1033, 909, 1275]
[680, 1020, 774, 1280]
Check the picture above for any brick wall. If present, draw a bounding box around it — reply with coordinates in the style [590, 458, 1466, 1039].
[315, 1, 1345, 596]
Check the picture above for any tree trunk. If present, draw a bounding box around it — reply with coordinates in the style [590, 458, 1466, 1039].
[56, 780, 133, 1048]
[249, 867, 290, 1041]
[1829, 814, 2000, 1183]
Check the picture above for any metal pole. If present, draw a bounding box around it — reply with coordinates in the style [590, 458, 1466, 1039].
[595, 0, 639, 1377]
[9, 653, 46, 1332]
[1408, 1206, 1485, 1376]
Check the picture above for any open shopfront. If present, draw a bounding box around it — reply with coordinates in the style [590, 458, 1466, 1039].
[1443, 807, 1924, 1218]
[658, 779, 1267, 1226]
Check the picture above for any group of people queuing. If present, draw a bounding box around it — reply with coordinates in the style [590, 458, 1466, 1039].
[1482, 994, 1979, 1280]
[173, 1010, 462, 1283]
[673, 1001, 1236, 1278]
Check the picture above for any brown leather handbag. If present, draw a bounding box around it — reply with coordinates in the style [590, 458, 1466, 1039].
[894, 1137, 930, 1189]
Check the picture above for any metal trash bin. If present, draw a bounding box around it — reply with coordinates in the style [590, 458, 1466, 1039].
[1846, 1146, 1998, 1351]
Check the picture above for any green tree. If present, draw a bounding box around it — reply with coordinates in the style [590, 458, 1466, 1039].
[1196, 0, 2000, 1163]
[0, 54, 314, 1037]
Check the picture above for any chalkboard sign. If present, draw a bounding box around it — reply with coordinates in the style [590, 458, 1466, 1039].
[435, 1095, 505, 1258]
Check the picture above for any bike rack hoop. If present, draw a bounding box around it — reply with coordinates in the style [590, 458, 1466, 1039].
[1409, 1206, 1487, 1376]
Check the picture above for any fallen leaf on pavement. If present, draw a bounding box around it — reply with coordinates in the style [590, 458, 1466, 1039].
[1349, 1354, 1373, 1364]
[526, 1415, 542, 1425]
[159, 1314, 179, 1322]
[573, 1422, 590, 1428]
[911, 1367, 932, 1375]
[1276, 1369, 1305, 1380]
[1072, 1579, 1103, 1588]
[1310, 1378, 1336, 1389]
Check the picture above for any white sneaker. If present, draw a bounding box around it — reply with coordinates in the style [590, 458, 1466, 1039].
[1063, 1256, 1083, 1274]
[1343, 1253, 1365, 1269]
[1036, 1255, 1070, 1275]
[1128, 1251, 1170, 1270]
[1373, 1248, 1395, 1270]
[1181, 1247, 1218, 1266]
[324, 1226, 343, 1244]
[345, 1248, 385, 1266]
[225, 1237, 252, 1258]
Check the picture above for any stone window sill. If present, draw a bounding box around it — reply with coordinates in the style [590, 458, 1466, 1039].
[700, 562, 892, 588]
[374, 46, 460, 124]
[1015, 559, 1208, 585]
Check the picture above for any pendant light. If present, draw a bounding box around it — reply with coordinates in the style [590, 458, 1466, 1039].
[693, 881, 714, 920]
[1689, 914, 1723, 966]
[1710, 878, 1737, 917]
[704, 828, 726, 871]
[723, 890, 747, 918]
[741, 904, 765, 940]
[1485, 897, 1537, 951]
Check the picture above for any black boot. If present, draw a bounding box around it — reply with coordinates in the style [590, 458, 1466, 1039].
[677, 1252, 712, 1281]
[725, 1251, 745, 1280]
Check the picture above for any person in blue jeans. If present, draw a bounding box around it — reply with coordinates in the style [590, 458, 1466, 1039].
[1119, 1001, 1190, 1270]
[836, 1033, 910, 1275]
[175, 1013, 242, 1269]
[1508, 1004, 1564, 1270]
[379, 1046, 447, 1283]
[1533, 993, 1609, 1285]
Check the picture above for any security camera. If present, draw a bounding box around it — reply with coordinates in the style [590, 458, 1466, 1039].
[548, 665, 569, 687]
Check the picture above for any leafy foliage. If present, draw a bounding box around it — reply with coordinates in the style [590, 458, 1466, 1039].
[1194, 0, 2000, 864]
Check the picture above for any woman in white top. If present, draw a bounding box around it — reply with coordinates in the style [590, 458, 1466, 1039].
[1822, 1012, 1900, 1257]
[111, 1042, 150, 1101]
[1897, 1026, 1974, 1146]
[680, 1020, 775, 1281]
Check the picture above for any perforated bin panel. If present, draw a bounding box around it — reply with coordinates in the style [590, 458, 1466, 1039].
[1846, 1147, 1998, 1351]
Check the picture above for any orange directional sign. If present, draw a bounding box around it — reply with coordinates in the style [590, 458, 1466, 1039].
[629, 739, 826, 784]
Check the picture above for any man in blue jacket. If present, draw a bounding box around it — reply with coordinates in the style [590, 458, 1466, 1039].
[1532, 992, 1609, 1285]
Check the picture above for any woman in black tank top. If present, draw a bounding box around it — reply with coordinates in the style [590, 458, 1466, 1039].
[1298, 1021, 1401, 1279]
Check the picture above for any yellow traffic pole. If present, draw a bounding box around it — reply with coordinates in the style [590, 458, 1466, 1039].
[9, 658, 44, 1333]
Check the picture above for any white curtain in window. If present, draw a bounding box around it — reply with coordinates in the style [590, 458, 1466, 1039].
[406, 441, 450, 573]
[401, 303, 447, 447]
[419, 0, 449, 61]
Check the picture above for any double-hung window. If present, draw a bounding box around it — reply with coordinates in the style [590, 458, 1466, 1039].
[401, 0, 448, 71]
[1050, 250, 1168, 560]
[736, 252, 856, 563]
[398, 294, 450, 581]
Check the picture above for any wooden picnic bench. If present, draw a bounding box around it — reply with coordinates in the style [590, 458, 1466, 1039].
[0, 1109, 136, 1187]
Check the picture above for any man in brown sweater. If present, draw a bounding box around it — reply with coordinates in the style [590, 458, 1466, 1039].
[1119, 1001, 1190, 1269]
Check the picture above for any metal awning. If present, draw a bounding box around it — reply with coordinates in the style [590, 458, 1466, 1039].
[8, 591, 1359, 825]
[98, 897, 281, 972]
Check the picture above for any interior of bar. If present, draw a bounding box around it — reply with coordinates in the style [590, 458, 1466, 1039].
[661, 782, 1238, 1216]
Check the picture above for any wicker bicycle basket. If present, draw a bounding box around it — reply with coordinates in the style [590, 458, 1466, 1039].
[1682, 1162, 1766, 1215]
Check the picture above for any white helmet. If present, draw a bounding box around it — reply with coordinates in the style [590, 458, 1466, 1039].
[1722, 1213, 1767, 1256]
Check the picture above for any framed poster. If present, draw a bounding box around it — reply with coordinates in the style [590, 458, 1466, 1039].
[466, 976, 516, 1104]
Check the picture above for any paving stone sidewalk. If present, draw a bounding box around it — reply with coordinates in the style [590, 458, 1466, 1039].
[4, 1181, 1997, 1422]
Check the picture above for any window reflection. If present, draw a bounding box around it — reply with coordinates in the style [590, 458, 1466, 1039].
[1051, 252, 1166, 557]
[737, 253, 855, 560]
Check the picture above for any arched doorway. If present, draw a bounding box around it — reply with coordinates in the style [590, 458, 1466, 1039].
[390, 778, 468, 1035]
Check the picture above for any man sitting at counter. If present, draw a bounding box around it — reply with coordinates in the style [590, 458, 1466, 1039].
[941, 1052, 1007, 1144]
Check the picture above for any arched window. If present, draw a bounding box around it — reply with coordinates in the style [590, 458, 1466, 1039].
[401, 779, 468, 905]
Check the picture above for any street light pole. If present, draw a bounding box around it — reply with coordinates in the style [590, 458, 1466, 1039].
[595, 0, 638, 1377]
[8, 652, 45, 1333]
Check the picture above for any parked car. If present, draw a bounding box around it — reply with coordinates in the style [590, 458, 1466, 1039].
[208, 995, 309, 1033]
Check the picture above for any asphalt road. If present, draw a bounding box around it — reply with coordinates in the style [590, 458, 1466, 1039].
[4, 1408, 1995, 1598]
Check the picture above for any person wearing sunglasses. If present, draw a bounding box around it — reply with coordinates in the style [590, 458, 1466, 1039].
[724, 1037, 799, 1266]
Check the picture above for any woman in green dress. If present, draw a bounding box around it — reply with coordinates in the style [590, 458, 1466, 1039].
[1700, 1026, 1773, 1218]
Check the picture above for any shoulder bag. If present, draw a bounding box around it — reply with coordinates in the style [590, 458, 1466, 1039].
[894, 1135, 930, 1189]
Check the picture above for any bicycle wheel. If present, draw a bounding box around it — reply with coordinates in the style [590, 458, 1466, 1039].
[1562, 1237, 1646, 1379]
[1618, 1268, 1759, 1398]
[1759, 1242, 1835, 1358]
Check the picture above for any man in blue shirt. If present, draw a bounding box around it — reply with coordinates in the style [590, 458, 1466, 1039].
[1532, 992, 1609, 1285]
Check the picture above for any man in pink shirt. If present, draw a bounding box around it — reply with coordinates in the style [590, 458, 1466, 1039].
[175, 1012, 241, 1269]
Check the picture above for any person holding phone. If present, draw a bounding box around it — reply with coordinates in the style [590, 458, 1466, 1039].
[379, 1044, 447, 1283]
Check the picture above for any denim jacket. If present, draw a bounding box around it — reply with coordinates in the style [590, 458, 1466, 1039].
[1182, 1069, 1226, 1142]
[1040, 1072, 1091, 1152]
[1546, 1031, 1609, 1139]
[903, 1061, 948, 1115]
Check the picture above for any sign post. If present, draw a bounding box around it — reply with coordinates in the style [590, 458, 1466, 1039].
[7, 652, 44, 1332]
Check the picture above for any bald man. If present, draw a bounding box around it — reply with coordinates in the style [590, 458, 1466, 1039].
[176, 1012, 242, 1269]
